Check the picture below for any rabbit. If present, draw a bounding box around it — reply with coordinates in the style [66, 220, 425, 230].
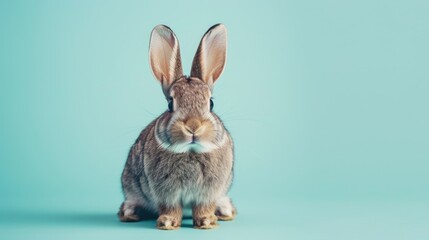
[117, 24, 236, 230]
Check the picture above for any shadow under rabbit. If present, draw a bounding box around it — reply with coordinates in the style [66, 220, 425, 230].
[0, 209, 193, 229]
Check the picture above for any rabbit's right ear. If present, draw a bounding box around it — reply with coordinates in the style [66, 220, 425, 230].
[149, 25, 183, 97]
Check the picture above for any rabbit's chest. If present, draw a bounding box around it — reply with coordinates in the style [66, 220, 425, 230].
[172, 159, 214, 204]
[144, 152, 224, 205]
[170, 157, 212, 186]
[159, 156, 217, 190]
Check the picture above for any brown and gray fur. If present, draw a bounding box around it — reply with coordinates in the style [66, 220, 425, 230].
[118, 24, 236, 230]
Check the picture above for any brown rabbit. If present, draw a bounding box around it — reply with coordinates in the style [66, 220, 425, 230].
[118, 24, 236, 230]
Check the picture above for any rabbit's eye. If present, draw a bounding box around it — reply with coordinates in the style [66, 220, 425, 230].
[210, 99, 214, 111]
[168, 98, 174, 112]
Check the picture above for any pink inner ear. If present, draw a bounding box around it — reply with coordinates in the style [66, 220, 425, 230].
[191, 24, 227, 85]
[149, 25, 183, 96]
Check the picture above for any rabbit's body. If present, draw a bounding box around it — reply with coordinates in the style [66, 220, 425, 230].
[118, 24, 236, 230]
[121, 109, 234, 214]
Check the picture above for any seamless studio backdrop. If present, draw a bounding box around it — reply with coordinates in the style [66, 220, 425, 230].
[0, 0, 428, 240]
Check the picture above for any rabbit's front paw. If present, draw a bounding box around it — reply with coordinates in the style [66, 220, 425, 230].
[157, 214, 181, 230]
[193, 214, 218, 229]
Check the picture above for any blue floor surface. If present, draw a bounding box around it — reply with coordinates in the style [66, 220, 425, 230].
[1, 199, 427, 240]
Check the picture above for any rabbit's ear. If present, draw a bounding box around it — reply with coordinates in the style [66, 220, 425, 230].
[149, 25, 183, 96]
[191, 24, 227, 88]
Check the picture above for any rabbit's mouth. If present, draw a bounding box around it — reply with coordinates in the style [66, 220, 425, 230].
[187, 137, 201, 146]
[190, 135, 199, 144]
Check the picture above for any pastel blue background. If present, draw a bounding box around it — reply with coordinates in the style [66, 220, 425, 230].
[1, 0, 428, 239]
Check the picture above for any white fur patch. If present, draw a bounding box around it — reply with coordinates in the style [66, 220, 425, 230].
[160, 139, 227, 154]
[124, 208, 133, 216]
[163, 219, 172, 227]
[217, 196, 233, 217]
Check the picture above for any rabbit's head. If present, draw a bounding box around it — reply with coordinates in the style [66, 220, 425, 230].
[149, 24, 228, 153]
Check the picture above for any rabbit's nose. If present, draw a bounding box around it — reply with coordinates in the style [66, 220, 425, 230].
[184, 118, 202, 134]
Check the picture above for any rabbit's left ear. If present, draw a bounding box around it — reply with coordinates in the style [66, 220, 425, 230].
[191, 24, 227, 88]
